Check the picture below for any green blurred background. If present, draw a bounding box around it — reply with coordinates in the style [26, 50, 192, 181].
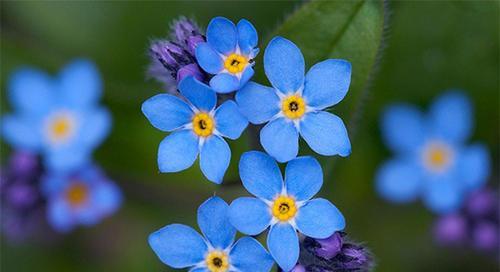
[1, 1, 498, 271]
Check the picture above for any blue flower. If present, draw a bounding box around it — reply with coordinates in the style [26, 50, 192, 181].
[235, 37, 351, 163]
[376, 91, 491, 214]
[228, 151, 345, 271]
[42, 165, 122, 233]
[149, 196, 274, 272]
[195, 17, 258, 93]
[141, 76, 248, 184]
[1, 60, 111, 172]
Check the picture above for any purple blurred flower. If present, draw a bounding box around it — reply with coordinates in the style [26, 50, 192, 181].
[433, 214, 467, 245]
[147, 17, 208, 92]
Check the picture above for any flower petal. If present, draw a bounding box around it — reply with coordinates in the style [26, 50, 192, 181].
[285, 156, 323, 201]
[1, 115, 42, 151]
[79, 108, 111, 148]
[238, 66, 254, 89]
[237, 19, 258, 56]
[429, 91, 472, 144]
[214, 100, 248, 140]
[157, 130, 199, 173]
[381, 104, 426, 154]
[229, 197, 272, 236]
[8, 68, 54, 115]
[148, 224, 208, 268]
[59, 59, 102, 109]
[264, 37, 305, 94]
[197, 196, 235, 249]
[230, 237, 274, 272]
[300, 111, 351, 157]
[206, 17, 237, 55]
[235, 81, 280, 124]
[260, 118, 299, 163]
[457, 144, 490, 191]
[47, 197, 74, 233]
[303, 59, 351, 109]
[295, 198, 345, 239]
[46, 147, 92, 173]
[239, 151, 283, 200]
[209, 73, 239, 94]
[92, 180, 122, 216]
[267, 223, 299, 272]
[142, 94, 193, 132]
[195, 43, 224, 74]
[199, 136, 230, 184]
[422, 177, 463, 214]
[376, 159, 422, 203]
[179, 76, 217, 111]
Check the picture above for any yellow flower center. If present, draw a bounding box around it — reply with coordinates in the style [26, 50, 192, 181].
[224, 53, 248, 74]
[205, 250, 229, 272]
[192, 112, 215, 137]
[47, 113, 74, 144]
[423, 142, 453, 172]
[65, 182, 89, 207]
[272, 195, 297, 222]
[282, 95, 306, 120]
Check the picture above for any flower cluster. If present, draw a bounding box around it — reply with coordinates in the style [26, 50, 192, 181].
[1, 60, 122, 235]
[144, 16, 366, 272]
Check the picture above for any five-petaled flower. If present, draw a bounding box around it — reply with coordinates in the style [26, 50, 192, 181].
[376, 91, 490, 214]
[236, 37, 351, 163]
[42, 165, 122, 233]
[228, 151, 345, 271]
[141, 76, 248, 183]
[1, 60, 111, 172]
[149, 196, 274, 272]
[195, 16, 258, 93]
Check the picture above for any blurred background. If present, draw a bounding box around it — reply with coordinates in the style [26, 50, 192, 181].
[1, 1, 498, 271]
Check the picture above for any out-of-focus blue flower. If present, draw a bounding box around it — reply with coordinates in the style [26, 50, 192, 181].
[149, 196, 274, 271]
[236, 37, 351, 163]
[42, 165, 122, 233]
[1, 60, 111, 173]
[195, 17, 258, 93]
[141, 76, 248, 184]
[228, 151, 345, 271]
[376, 91, 491, 214]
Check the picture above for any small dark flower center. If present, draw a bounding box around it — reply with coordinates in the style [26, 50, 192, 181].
[279, 203, 290, 214]
[212, 257, 223, 267]
[199, 119, 207, 130]
[230, 59, 240, 66]
[289, 101, 299, 112]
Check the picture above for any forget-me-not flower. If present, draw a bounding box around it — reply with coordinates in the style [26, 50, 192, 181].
[149, 196, 274, 272]
[1, 60, 111, 172]
[235, 37, 351, 163]
[141, 76, 248, 183]
[195, 17, 258, 93]
[228, 151, 345, 271]
[376, 91, 490, 214]
[42, 165, 122, 233]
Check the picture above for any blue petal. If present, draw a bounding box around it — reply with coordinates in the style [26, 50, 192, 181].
[422, 177, 463, 214]
[295, 198, 345, 239]
[59, 59, 102, 109]
[195, 43, 224, 74]
[179, 76, 217, 111]
[230, 237, 274, 272]
[229, 197, 272, 235]
[206, 17, 237, 55]
[239, 151, 283, 200]
[381, 104, 426, 153]
[300, 111, 351, 157]
[264, 37, 305, 94]
[1, 115, 42, 151]
[197, 196, 235, 249]
[93, 180, 122, 216]
[261, 118, 299, 163]
[285, 156, 323, 201]
[199, 136, 230, 184]
[237, 19, 258, 56]
[148, 224, 208, 268]
[79, 108, 111, 148]
[47, 197, 74, 233]
[376, 159, 422, 203]
[142, 94, 193, 132]
[303, 59, 351, 109]
[235, 81, 280, 124]
[158, 130, 199, 173]
[457, 144, 490, 191]
[267, 223, 299, 272]
[8, 68, 54, 115]
[238, 66, 254, 89]
[214, 100, 248, 140]
[46, 147, 92, 173]
[209, 73, 239, 94]
[429, 91, 472, 144]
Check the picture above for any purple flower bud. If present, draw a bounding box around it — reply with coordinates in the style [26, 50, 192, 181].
[177, 63, 204, 83]
[466, 189, 497, 218]
[186, 35, 205, 55]
[6, 183, 38, 208]
[433, 214, 467, 245]
[290, 264, 306, 272]
[172, 17, 201, 45]
[342, 244, 370, 269]
[472, 221, 498, 251]
[315, 232, 343, 259]
[9, 151, 38, 177]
